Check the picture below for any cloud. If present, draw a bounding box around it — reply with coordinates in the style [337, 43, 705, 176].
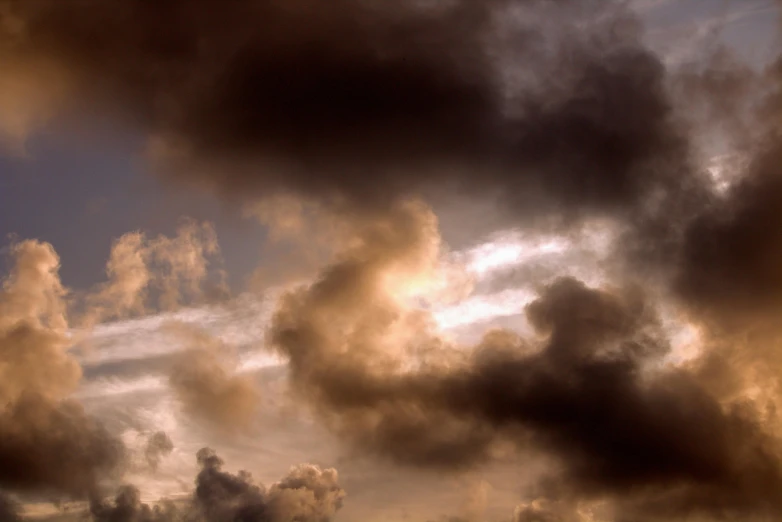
[146, 220, 225, 311]
[144, 432, 174, 472]
[267, 202, 782, 521]
[81, 220, 226, 327]
[83, 232, 151, 326]
[0, 492, 21, 522]
[0, 241, 125, 499]
[6, 1, 782, 520]
[90, 448, 344, 522]
[676, 142, 782, 329]
[0, 393, 125, 499]
[265, 462, 345, 522]
[512, 499, 576, 522]
[90, 485, 178, 522]
[167, 324, 260, 433]
[0, 0, 702, 231]
[0, 240, 78, 403]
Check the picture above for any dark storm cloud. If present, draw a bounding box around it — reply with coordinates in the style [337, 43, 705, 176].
[0, 393, 126, 498]
[676, 141, 782, 329]
[90, 448, 344, 522]
[268, 202, 782, 521]
[0, 0, 701, 226]
[0, 493, 21, 522]
[666, 121, 782, 417]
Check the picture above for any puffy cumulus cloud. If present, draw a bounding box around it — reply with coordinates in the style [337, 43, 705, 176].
[0, 223, 228, 500]
[90, 448, 344, 522]
[167, 324, 260, 433]
[83, 232, 151, 326]
[81, 220, 226, 326]
[90, 485, 178, 522]
[0, 241, 125, 499]
[269, 202, 488, 467]
[267, 201, 782, 521]
[434, 498, 594, 522]
[266, 463, 344, 522]
[0, 240, 78, 403]
[190, 448, 343, 522]
[146, 220, 225, 311]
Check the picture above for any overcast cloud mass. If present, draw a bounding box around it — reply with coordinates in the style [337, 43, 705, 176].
[2, 0, 782, 521]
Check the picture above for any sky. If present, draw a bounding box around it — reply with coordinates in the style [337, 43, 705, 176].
[2, 1, 782, 521]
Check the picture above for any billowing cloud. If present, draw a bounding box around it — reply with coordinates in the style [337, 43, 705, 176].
[268, 202, 782, 521]
[83, 232, 151, 326]
[81, 220, 225, 327]
[146, 220, 225, 311]
[0, 241, 125, 499]
[0, 0, 703, 230]
[90, 484, 177, 522]
[167, 324, 260, 433]
[0, 393, 125, 499]
[90, 448, 344, 522]
[0, 240, 78, 403]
